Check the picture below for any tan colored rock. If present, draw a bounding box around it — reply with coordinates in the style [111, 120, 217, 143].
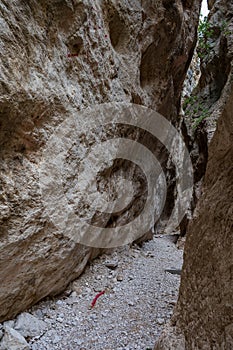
[156, 75, 233, 350]
[180, 0, 233, 234]
[155, 1, 233, 348]
[0, 0, 200, 321]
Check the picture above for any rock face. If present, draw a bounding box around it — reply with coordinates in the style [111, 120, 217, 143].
[0, 0, 201, 321]
[182, 50, 200, 99]
[180, 0, 233, 235]
[155, 0, 233, 348]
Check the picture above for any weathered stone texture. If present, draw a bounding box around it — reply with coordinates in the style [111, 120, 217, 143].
[0, 0, 200, 321]
[180, 0, 233, 235]
[155, 0, 233, 348]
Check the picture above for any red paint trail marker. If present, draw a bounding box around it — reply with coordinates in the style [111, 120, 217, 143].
[91, 290, 105, 308]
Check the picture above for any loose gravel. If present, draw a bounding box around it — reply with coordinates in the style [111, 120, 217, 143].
[26, 235, 183, 350]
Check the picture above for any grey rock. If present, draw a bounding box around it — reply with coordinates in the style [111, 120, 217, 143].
[165, 269, 182, 275]
[70, 291, 78, 298]
[128, 275, 134, 280]
[162, 234, 180, 244]
[74, 339, 83, 346]
[116, 275, 123, 282]
[105, 260, 119, 270]
[52, 334, 62, 344]
[157, 318, 165, 325]
[14, 312, 47, 339]
[0, 325, 29, 350]
[128, 301, 135, 307]
[3, 321, 15, 329]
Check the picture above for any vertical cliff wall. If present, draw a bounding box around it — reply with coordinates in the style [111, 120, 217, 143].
[155, 0, 233, 348]
[0, 0, 201, 321]
[182, 0, 233, 215]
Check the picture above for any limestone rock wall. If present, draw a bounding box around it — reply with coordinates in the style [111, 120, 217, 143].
[180, 0, 233, 235]
[0, 0, 201, 321]
[155, 0, 233, 348]
[182, 50, 200, 99]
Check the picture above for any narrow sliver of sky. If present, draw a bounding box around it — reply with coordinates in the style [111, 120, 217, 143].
[201, 0, 209, 17]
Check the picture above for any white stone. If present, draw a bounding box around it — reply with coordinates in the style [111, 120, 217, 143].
[0, 325, 29, 350]
[14, 312, 47, 338]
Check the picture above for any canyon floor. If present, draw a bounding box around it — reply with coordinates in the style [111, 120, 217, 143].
[1, 235, 183, 350]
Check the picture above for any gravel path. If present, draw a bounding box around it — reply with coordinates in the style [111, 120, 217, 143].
[0, 235, 183, 350]
[26, 235, 183, 350]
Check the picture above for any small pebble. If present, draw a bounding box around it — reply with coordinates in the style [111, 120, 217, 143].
[117, 275, 123, 281]
[105, 260, 119, 269]
[128, 301, 135, 306]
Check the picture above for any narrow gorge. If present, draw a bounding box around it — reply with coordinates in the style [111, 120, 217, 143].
[0, 0, 232, 349]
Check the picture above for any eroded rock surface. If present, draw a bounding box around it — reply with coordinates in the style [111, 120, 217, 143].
[181, 0, 233, 230]
[155, 0, 233, 348]
[0, 0, 200, 321]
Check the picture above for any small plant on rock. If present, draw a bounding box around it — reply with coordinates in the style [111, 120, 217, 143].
[197, 16, 214, 59]
[192, 107, 210, 130]
[183, 94, 210, 130]
[221, 20, 231, 36]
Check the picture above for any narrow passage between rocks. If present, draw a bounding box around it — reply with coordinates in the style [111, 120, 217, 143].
[23, 235, 183, 350]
